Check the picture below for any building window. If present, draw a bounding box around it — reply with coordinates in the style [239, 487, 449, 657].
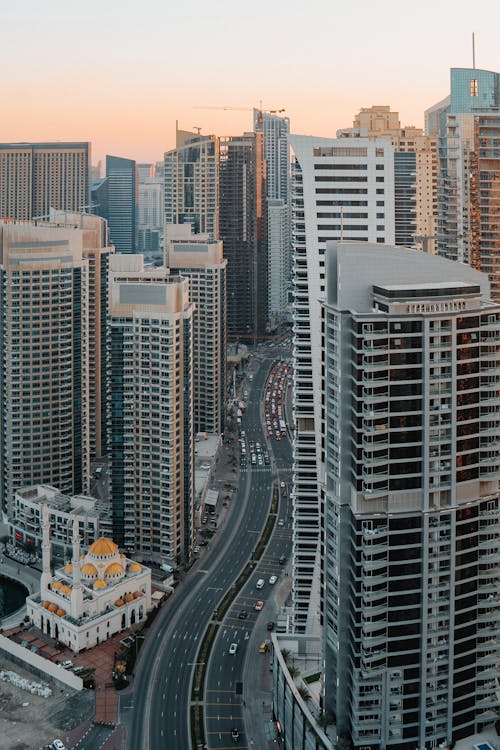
[470, 79, 478, 97]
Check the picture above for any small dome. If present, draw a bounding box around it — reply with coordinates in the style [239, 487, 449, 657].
[81, 562, 98, 577]
[115, 599, 124, 607]
[105, 562, 124, 577]
[94, 579, 107, 589]
[48, 603, 57, 612]
[88, 537, 118, 556]
[120, 553, 126, 558]
[42, 600, 50, 609]
[60, 584, 72, 595]
[56, 609, 66, 617]
[128, 562, 141, 572]
[133, 591, 142, 599]
[52, 581, 62, 589]
[124, 593, 134, 603]
[65, 563, 73, 574]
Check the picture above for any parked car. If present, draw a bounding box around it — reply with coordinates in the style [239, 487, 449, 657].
[255, 601, 264, 611]
[269, 575, 277, 585]
[229, 642, 238, 655]
[231, 728, 240, 742]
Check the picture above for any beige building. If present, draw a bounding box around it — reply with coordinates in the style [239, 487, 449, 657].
[166, 224, 227, 435]
[27, 505, 152, 653]
[0, 220, 92, 520]
[351, 106, 438, 253]
[0, 142, 90, 221]
[49, 210, 113, 458]
[108, 254, 195, 566]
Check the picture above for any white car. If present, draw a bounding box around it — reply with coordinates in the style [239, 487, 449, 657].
[269, 575, 278, 585]
[229, 643, 238, 655]
[52, 741, 66, 750]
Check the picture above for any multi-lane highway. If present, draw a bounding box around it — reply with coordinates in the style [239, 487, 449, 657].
[126, 352, 291, 750]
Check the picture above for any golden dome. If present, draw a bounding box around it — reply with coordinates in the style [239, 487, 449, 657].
[94, 579, 107, 589]
[42, 600, 50, 609]
[115, 599, 124, 607]
[52, 581, 62, 589]
[88, 537, 118, 556]
[60, 584, 72, 595]
[124, 593, 134, 603]
[56, 609, 66, 617]
[120, 553, 126, 558]
[48, 603, 57, 612]
[81, 562, 98, 577]
[105, 562, 123, 577]
[65, 563, 73, 573]
[128, 562, 141, 572]
[133, 591, 142, 599]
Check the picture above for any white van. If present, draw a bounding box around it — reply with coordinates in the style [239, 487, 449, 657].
[256, 578, 265, 589]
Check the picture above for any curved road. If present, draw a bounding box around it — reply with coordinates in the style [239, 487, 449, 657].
[127, 356, 281, 750]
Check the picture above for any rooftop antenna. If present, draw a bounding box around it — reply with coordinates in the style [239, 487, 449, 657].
[472, 32, 476, 69]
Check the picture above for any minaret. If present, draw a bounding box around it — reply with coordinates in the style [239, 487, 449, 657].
[40, 503, 52, 593]
[70, 516, 83, 618]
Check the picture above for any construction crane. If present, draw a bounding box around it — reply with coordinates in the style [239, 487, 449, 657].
[194, 105, 286, 115]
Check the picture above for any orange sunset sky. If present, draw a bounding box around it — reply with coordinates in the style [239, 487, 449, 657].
[2, 0, 500, 166]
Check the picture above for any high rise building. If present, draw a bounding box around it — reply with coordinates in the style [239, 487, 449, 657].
[254, 109, 291, 328]
[346, 106, 438, 253]
[137, 163, 163, 253]
[289, 134, 395, 632]
[166, 224, 227, 435]
[220, 131, 267, 339]
[92, 156, 137, 254]
[164, 127, 219, 241]
[0, 220, 92, 520]
[0, 142, 91, 220]
[107, 254, 194, 566]
[322, 241, 499, 748]
[426, 67, 500, 300]
[48, 210, 113, 458]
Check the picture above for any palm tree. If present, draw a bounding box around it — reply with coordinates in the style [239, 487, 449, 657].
[288, 664, 300, 679]
[281, 648, 291, 663]
[297, 686, 311, 702]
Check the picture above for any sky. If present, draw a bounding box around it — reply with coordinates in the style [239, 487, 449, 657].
[2, 0, 500, 167]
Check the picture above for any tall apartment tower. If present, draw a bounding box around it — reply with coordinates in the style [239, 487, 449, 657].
[49, 210, 113, 458]
[137, 163, 163, 253]
[166, 224, 227, 435]
[290, 134, 395, 632]
[345, 106, 438, 252]
[426, 67, 500, 300]
[164, 127, 219, 241]
[322, 241, 499, 749]
[0, 220, 91, 519]
[220, 131, 267, 339]
[107, 255, 194, 565]
[254, 109, 291, 328]
[0, 142, 91, 220]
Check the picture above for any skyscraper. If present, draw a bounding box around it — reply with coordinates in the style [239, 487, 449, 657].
[104, 155, 137, 254]
[164, 127, 219, 241]
[322, 241, 499, 748]
[166, 224, 227, 436]
[426, 67, 500, 300]
[0, 142, 91, 220]
[220, 131, 267, 339]
[49, 209, 113, 459]
[0, 220, 92, 519]
[289, 133, 395, 632]
[107, 255, 194, 565]
[137, 163, 163, 253]
[254, 109, 291, 328]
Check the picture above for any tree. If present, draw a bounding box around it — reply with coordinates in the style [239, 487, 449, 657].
[297, 686, 311, 702]
[335, 734, 353, 750]
[288, 664, 300, 679]
[281, 648, 290, 663]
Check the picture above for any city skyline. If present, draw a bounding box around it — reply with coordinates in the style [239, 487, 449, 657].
[1, 0, 500, 163]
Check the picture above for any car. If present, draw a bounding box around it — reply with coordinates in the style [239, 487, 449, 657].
[277, 518, 284, 527]
[52, 741, 66, 750]
[231, 727, 240, 742]
[269, 575, 277, 585]
[229, 643, 238, 655]
[238, 610, 248, 620]
[193, 545, 201, 553]
[279, 555, 286, 565]
[280, 481, 285, 488]
[256, 578, 265, 589]
[58, 660, 73, 669]
[267, 621, 275, 631]
[255, 600, 264, 611]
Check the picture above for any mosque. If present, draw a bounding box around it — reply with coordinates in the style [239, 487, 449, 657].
[27, 504, 152, 653]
